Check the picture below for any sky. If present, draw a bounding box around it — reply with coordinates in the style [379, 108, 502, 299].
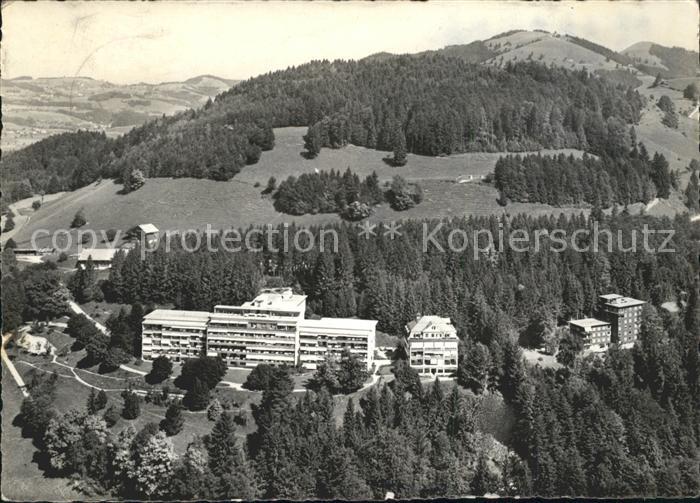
[1, 1, 697, 84]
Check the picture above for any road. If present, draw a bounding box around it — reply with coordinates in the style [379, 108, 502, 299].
[1, 330, 31, 398]
[68, 301, 108, 334]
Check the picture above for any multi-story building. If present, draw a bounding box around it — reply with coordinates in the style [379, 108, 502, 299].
[405, 315, 459, 376]
[141, 288, 376, 370]
[298, 318, 377, 370]
[206, 289, 306, 368]
[568, 318, 612, 353]
[142, 309, 210, 363]
[568, 293, 646, 352]
[597, 294, 646, 348]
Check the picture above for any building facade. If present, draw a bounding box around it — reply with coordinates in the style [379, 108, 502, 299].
[141, 288, 376, 370]
[597, 294, 645, 348]
[568, 318, 612, 352]
[568, 294, 646, 351]
[405, 316, 459, 376]
[298, 318, 377, 370]
[142, 309, 210, 363]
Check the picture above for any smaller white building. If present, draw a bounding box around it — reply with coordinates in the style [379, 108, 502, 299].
[406, 315, 459, 376]
[568, 318, 611, 353]
[138, 223, 159, 248]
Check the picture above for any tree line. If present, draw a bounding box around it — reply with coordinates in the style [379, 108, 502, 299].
[1, 55, 645, 207]
[494, 143, 676, 206]
[272, 169, 422, 218]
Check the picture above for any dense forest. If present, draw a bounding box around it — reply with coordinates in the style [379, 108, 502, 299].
[1, 56, 645, 206]
[291, 59, 643, 157]
[494, 144, 677, 206]
[272, 169, 385, 216]
[272, 169, 422, 217]
[70, 213, 698, 336]
[7, 211, 700, 498]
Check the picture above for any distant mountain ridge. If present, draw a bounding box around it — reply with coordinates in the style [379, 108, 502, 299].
[2, 29, 697, 209]
[1, 74, 239, 150]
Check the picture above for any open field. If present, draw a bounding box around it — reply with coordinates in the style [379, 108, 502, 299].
[635, 74, 699, 184]
[9, 127, 596, 248]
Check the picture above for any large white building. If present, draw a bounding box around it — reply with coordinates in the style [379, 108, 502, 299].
[405, 315, 459, 376]
[141, 288, 376, 370]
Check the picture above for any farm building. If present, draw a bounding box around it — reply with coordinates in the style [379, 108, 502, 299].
[138, 223, 159, 248]
[76, 248, 120, 269]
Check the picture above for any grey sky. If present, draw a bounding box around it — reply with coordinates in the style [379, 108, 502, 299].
[1, 1, 697, 84]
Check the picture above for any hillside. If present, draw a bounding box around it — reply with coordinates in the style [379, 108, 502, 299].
[4, 127, 594, 249]
[1, 74, 238, 150]
[622, 42, 698, 78]
[1, 52, 645, 207]
[2, 30, 697, 214]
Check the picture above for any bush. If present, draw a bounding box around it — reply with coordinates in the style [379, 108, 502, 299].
[160, 401, 184, 436]
[342, 201, 372, 221]
[3, 215, 15, 232]
[121, 389, 141, 419]
[58, 252, 68, 262]
[662, 110, 679, 129]
[126, 169, 146, 192]
[243, 364, 293, 392]
[207, 398, 223, 421]
[103, 405, 120, 427]
[683, 83, 699, 101]
[71, 209, 87, 228]
[183, 377, 210, 411]
[32, 200, 41, 211]
[177, 356, 227, 390]
[147, 355, 173, 384]
[263, 176, 277, 194]
[388, 175, 422, 211]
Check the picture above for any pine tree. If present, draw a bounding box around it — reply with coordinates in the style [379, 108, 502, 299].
[160, 401, 185, 436]
[87, 388, 98, 414]
[207, 398, 223, 422]
[95, 389, 108, 411]
[121, 388, 141, 419]
[184, 377, 210, 411]
[392, 128, 408, 166]
[470, 453, 499, 495]
[206, 411, 239, 476]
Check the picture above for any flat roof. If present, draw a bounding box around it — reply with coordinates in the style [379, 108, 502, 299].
[299, 318, 377, 331]
[408, 315, 458, 337]
[240, 288, 307, 311]
[143, 309, 211, 324]
[569, 318, 610, 329]
[77, 248, 119, 262]
[138, 223, 159, 234]
[599, 294, 623, 300]
[601, 295, 646, 308]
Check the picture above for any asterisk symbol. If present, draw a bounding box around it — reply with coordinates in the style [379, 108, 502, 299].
[384, 221, 402, 239]
[357, 221, 377, 239]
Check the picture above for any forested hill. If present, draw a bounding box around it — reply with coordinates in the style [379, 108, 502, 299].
[2, 54, 644, 204]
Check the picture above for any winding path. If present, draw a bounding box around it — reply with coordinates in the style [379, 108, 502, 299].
[1, 331, 31, 398]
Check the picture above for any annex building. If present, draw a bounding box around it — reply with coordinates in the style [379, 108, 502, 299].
[141, 288, 376, 370]
[405, 315, 459, 376]
[568, 294, 646, 352]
